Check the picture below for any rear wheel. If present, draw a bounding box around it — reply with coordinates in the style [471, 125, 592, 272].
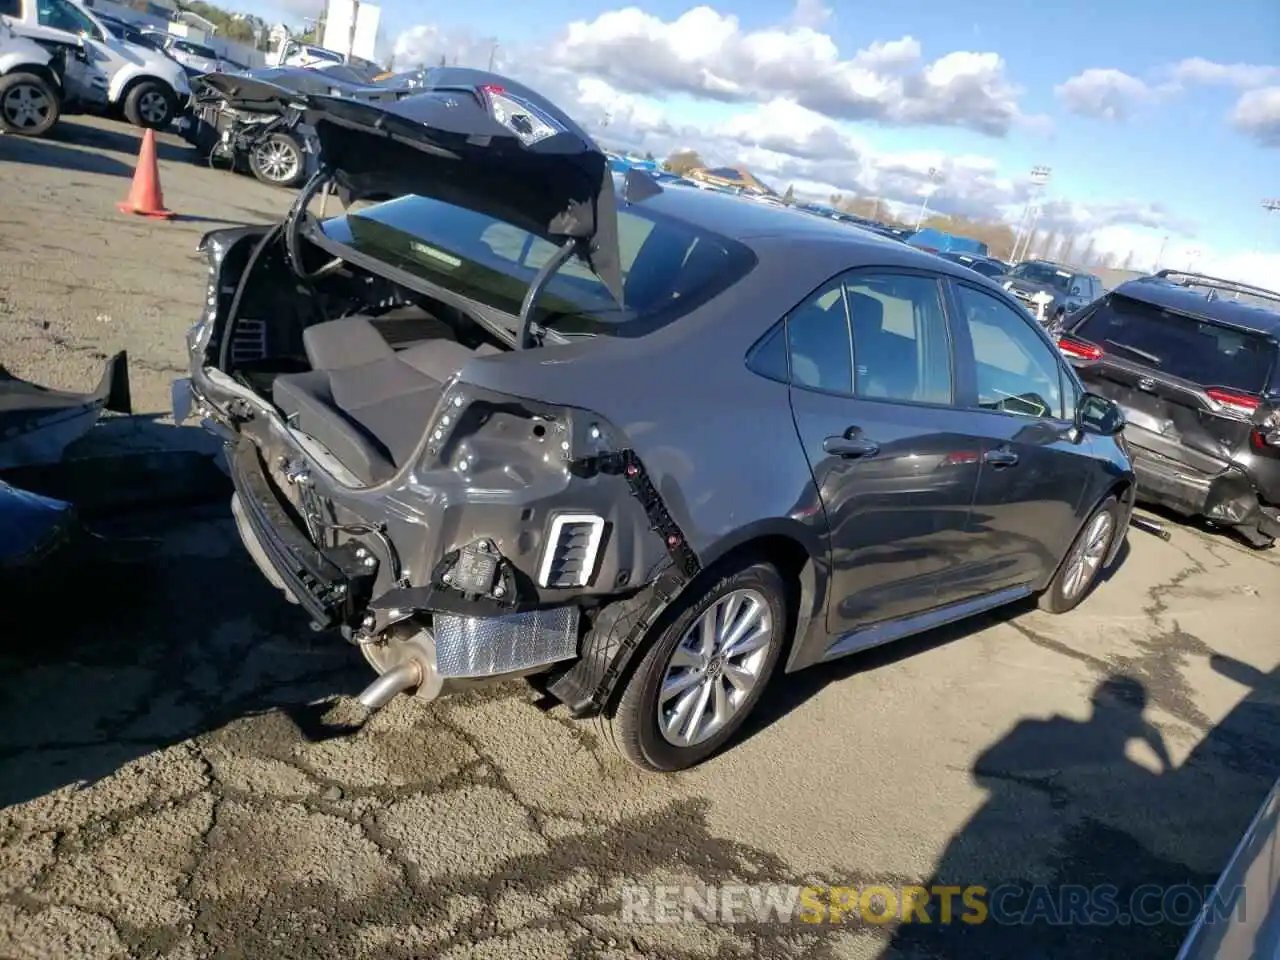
[248, 132, 306, 188]
[123, 80, 176, 129]
[596, 560, 788, 772]
[0, 72, 60, 137]
[1038, 495, 1121, 613]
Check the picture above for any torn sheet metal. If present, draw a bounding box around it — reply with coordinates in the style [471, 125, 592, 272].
[0, 351, 132, 470]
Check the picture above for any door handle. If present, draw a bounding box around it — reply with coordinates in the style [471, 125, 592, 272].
[983, 446, 1019, 468]
[824, 430, 880, 459]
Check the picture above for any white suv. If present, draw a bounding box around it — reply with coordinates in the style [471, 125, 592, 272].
[1, 0, 190, 127]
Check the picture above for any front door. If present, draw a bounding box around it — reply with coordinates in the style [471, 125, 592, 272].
[785, 270, 984, 641]
[945, 280, 1095, 596]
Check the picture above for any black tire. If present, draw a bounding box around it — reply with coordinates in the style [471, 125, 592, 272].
[123, 80, 176, 129]
[247, 132, 307, 188]
[595, 559, 789, 772]
[1038, 495, 1122, 614]
[0, 72, 61, 137]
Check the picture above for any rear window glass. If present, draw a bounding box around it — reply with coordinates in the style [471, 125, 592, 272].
[320, 194, 755, 337]
[1074, 296, 1277, 393]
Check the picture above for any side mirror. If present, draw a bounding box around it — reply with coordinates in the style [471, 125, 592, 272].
[1076, 392, 1125, 436]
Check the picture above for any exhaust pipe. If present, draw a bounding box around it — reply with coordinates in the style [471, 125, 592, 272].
[357, 659, 422, 710]
[1130, 514, 1172, 541]
[355, 625, 444, 712]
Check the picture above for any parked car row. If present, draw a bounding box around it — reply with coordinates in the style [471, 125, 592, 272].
[1, 0, 190, 134]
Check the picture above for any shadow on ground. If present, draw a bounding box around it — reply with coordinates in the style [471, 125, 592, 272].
[0, 128, 135, 177]
[875, 662, 1280, 959]
[0, 504, 372, 810]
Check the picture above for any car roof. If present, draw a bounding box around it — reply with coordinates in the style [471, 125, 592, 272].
[1112, 275, 1280, 337]
[631, 181, 997, 284]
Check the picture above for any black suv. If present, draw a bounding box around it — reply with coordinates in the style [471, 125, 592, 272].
[1058, 270, 1280, 547]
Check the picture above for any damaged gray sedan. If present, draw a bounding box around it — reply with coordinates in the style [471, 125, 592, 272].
[174, 69, 1136, 771]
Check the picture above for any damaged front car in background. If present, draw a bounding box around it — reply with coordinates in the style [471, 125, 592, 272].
[175, 68, 1136, 771]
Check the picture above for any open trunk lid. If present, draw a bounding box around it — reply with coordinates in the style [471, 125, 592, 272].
[197, 68, 409, 110]
[302, 68, 623, 304]
[1062, 292, 1279, 476]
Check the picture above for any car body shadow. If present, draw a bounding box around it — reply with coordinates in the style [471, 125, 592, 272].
[738, 534, 1132, 748]
[47, 116, 192, 163]
[0, 131, 134, 177]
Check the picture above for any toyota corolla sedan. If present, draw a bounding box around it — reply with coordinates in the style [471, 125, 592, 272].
[174, 69, 1135, 772]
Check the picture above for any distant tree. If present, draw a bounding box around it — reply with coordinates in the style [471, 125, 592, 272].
[783, 184, 796, 205]
[1078, 236, 1098, 267]
[829, 193, 844, 208]
[644, 151, 655, 162]
[1060, 233, 1081, 266]
[663, 150, 704, 175]
[1120, 250, 1135, 271]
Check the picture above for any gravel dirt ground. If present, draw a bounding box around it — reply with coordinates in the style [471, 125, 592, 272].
[2, 117, 1280, 960]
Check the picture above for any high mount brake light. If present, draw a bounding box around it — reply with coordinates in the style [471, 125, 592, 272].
[477, 84, 563, 147]
[1205, 387, 1261, 416]
[1057, 336, 1103, 361]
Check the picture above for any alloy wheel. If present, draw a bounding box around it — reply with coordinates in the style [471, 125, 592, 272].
[657, 587, 775, 748]
[138, 91, 169, 125]
[254, 139, 300, 183]
[1061, 511, 1114, 601]
[2, 84, 50, 130]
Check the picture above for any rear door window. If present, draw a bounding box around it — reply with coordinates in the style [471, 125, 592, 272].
[1073, 296, 1277, 393]
[844, 273, 953, 405]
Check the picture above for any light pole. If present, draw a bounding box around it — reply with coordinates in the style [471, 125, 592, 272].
[913, 167, 944, 230]
[1011, 165, 1051, 263]
[1264, 199, 1280, 253]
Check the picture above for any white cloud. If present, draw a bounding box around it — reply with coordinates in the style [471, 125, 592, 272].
[1054, 68, 1151, 120]
[1166, 57, 1279, 89]
[1231, 87, 1280, 147]
[789, 0, 831, 30]
[388, 13, 1230, 261]
[546, 6, 1031, 136]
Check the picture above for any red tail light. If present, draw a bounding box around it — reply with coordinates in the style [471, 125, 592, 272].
[1205, 388, 1260, 416]
[1057, 336, 1103, 361]
[480, 83, 505, 95]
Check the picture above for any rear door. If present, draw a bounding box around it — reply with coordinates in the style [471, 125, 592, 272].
[1061, 294, 1278, 476]
[945, 280, 1099, 594]
[785, 269, 986, 639]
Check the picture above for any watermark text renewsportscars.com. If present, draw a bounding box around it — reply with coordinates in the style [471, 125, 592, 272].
[619, 883, 1245, 927]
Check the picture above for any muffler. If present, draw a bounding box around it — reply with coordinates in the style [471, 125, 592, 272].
[356, 624, 443, 711]
[357, 660, 422, 710]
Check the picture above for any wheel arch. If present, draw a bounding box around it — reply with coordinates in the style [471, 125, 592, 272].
[0, 62, 60, 89]
[549, 518, 826, 719]
[697, 519, 825, 661]
[111, 71, 171, 107]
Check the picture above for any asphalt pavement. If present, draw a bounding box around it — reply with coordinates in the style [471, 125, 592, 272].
[2, 116, 1279, 960]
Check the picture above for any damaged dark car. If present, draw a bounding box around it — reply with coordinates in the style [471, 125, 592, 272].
[1059, 270, 1280, 548]
[175, 69, 1137, 771]
[179, 67, 417, 188]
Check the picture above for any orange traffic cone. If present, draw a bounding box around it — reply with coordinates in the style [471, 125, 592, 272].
[116, 129, 173, 220]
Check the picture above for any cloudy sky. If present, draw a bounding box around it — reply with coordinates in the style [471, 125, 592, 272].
[247, 0, 1277, 285]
